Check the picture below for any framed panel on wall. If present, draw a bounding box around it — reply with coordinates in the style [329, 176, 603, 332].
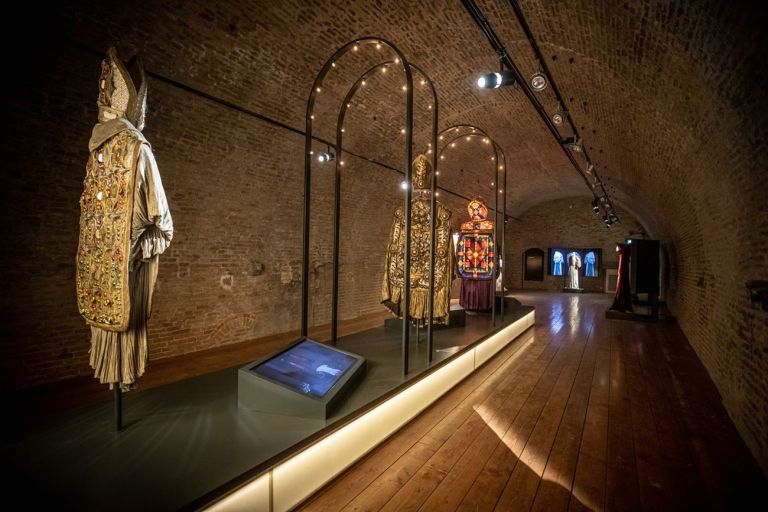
[524, 248, 544, 281]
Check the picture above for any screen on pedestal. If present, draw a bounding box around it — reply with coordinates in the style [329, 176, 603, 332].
[250, 339, 359, 399]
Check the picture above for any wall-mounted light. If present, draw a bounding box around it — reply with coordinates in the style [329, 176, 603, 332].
[476, 70, 515, 89]
[400, 180, 409, 190]
[746, 280, 768, 311]
[552, 112, 564, 125]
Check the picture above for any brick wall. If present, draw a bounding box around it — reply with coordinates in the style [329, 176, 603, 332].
[504, 198, 647, 293]
[2, 0, 767, 475]
[0, 11, 488, 390]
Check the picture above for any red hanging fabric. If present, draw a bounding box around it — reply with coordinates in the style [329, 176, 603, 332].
[610, 243, 633, 312]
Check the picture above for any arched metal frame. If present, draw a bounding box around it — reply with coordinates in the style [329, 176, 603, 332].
[331, 59, 438, 373]
[436, 124, 508, 326]
[303, 37, 436, 375]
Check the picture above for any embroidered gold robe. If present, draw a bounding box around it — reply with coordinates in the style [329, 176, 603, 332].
[78, 120, 173, 390]
[381, 197, 454, 324]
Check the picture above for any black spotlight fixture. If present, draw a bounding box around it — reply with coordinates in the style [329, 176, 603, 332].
[477, 70, 516, 89]
[562, 136, 582, 152]
[592, 199, 600, 213]
[317, 149, 335, 163]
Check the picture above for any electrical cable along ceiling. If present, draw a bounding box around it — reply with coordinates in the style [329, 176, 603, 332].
[461, 0, 619, 227]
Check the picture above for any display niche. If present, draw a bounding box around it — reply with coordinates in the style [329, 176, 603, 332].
[524, 248, 545, 281]
[548, 247, 601, 278]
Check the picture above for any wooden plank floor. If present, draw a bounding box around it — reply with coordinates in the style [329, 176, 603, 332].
[300, 292, 768, 511]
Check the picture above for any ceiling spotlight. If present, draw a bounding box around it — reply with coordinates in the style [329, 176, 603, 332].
[317, 151, 335, 163]
[530, 71, 547, 91]
[592, 199, 600, 213]
[476, 70, 515, 89]
[552, 112, 564, 125]
[400, 180, 408, 190]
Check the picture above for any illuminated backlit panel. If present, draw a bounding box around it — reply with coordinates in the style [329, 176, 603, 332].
[207, 309, 535, 511]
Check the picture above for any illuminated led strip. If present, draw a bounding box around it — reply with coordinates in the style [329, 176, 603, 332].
[207, 309, 535, 512]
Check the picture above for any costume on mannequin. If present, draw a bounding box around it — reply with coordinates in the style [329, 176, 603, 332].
[381, 155, 454, 324]
[566, 252, 582, 289]
[76, 48, 173, 390]
[457, 199, 495, 311]
[610, 244, 633, 312]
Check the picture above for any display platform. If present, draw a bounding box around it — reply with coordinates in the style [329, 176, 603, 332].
[496, 293, 521, 309]
[563, 287, 585, 294]
[238, 338, 366, 419]
[383, 303, 466, 331]
[6, 298, 534, 512]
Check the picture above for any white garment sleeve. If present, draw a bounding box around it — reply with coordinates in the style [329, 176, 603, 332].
[131, 144, 173, 263]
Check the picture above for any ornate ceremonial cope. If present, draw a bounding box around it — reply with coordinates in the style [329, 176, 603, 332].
[382, 155, 454, 324]
[457, 199, 495, 280]
[77, 131, 142, 331]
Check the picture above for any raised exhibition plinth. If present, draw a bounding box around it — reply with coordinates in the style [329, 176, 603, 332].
[210, 305, 535, 512]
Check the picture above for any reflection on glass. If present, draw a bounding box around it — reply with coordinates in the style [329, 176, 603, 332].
[585, 251, 597, 277]
[552, 250, 564, 276]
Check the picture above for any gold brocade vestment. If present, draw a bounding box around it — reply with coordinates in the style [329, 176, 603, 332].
[381, 155, 454, 324]
[76, 48, 173, 390]
[77, 130, 141, 330]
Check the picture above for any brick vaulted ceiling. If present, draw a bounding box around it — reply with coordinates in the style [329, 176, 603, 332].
[54, 0, 766, 229]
